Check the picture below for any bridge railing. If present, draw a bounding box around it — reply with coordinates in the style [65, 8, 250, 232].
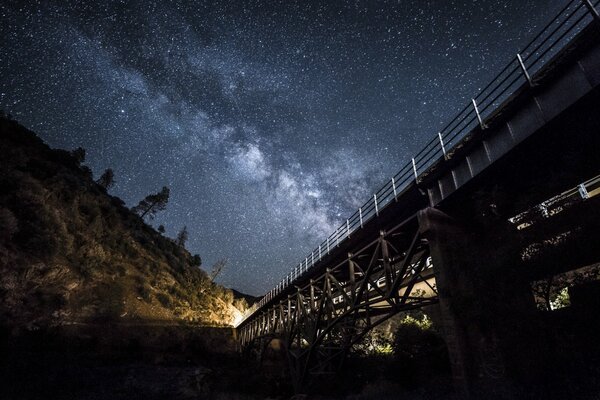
[239, 0, 599, 326]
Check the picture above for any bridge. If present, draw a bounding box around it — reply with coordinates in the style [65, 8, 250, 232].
[236, 0, 600, 395]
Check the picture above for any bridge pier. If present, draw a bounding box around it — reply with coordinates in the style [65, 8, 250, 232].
[419, 207, 543, 398]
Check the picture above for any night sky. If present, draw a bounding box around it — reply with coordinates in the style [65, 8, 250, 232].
[1, 0, 565, 295]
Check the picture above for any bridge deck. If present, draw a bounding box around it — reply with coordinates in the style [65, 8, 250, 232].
[238, 0, 600, 330]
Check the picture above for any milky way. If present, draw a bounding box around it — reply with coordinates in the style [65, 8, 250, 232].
[1, 0, 565, 294]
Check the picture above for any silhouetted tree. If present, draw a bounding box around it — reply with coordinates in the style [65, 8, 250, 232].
[176, 225, 188, 247]
[157, 225, 165, 233]
[210, 258, 227, 282]
[191, 254, 202, 267]
[132, 186, 170, 220]
[96, 168, 115, 190]
[71, 147, 86, 163]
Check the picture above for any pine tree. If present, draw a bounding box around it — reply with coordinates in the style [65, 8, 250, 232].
[96, 168, 115, 190]
[210, 258, 227, 282]
[176, 226, 188, 247]
[132, 186, 170, 220]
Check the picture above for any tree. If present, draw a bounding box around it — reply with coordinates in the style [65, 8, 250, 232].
[71, 147, 86, 163]
[531, 265, 600, 311]
[191, 254, 202, 267]
[96, 168, 115, 190]
[210, 258, 227, 282]
[176, 226, 188, 247]
[132, 186, 170, 220]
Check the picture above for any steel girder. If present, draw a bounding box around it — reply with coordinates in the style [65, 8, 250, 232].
[238, 213, 438, 389]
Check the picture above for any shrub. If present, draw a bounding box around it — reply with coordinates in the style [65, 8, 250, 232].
[191, 254, 202, 267]
[137, 284, 152, 301]
[393, 314, 449, 377]
[156, 292, 172, 308]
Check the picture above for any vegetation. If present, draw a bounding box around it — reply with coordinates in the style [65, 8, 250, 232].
[131, 186, 170, 220]
[0, 115, 252, 328]
[176, 225, 189, 247]
[210, 258, 228, 282]
[96, 168, 115, 190]
[531, 263, 600, 311]
[70, 146, 86, 164]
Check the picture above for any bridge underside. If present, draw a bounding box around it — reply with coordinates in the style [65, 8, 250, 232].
[237, 13, 600, 397]
[239, 214, 439, 389]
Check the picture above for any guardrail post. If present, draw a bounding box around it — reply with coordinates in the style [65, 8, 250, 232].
[348, 253, 356, 302]
[359, 207, 363, 227]
[318, 244, 322, 260]
[438, 132, 448, 159]
[412, 158, 418, 180]
[327, 237, 330, 254]
[516, 53, 534, 87]
[309, 279, 316, 312]
[374, 194, 379, 216]
[578, 183, 590, 199]
[583, 0, 600, 20]
[472, 98, 486, 129]
[346, 219, 350, 238]
[392, 177, 398, 200]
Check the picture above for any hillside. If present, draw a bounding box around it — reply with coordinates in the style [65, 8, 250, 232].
[0, 115, 253, 329]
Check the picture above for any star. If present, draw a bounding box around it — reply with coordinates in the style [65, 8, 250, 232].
[0, 0, 568, 294]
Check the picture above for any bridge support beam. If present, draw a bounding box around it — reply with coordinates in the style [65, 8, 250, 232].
[419, 207, 542, 398]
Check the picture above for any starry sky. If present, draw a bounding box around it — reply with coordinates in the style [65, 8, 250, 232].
[1, 0, 566, 295]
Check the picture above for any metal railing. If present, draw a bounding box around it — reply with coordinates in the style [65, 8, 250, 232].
[239, 0, 599, 325]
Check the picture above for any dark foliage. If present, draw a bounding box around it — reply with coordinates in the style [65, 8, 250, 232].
[191, 254, 202, 267]
[131, 186, 170, 220]
[176, 226, 188, 247]
[96, 168, 115, 190]
[70, 147, 86, 164]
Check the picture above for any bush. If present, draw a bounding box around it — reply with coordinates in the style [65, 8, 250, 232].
[191, 254, 202, 266]
[78, 199, 100, 221]
[393, 314, 450, 378]
[137, 284, 152, 301]
[156, 292, 172, 308]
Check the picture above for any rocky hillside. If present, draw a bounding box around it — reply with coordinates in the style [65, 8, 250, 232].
[0, 115, 252, 329]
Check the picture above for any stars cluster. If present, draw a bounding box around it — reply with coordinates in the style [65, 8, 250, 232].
[0, 0, 565, 294]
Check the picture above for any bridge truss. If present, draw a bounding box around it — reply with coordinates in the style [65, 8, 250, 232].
[238, 214, 438, 388]
[236, 0, 600, 392]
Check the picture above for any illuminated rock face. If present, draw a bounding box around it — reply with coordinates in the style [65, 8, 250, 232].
[0, 116, 252, 328]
